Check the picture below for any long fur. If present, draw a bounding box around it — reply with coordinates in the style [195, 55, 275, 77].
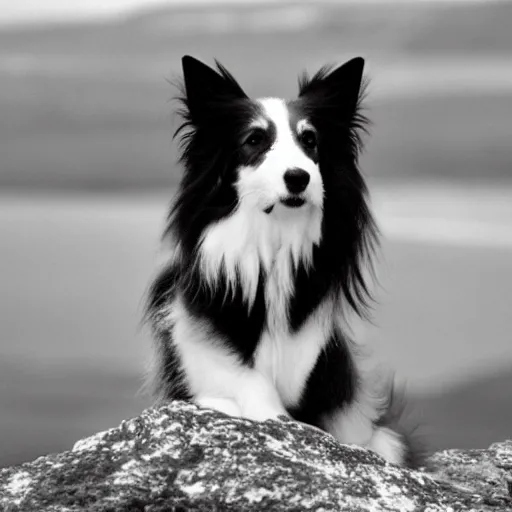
[146, 55, 425, 468]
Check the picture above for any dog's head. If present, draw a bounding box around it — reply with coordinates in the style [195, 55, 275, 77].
[171, 56, 369, 251]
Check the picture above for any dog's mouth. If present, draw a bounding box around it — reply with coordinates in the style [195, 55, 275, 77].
[280, 196, 306, 208]
[263, 196, 306, 214]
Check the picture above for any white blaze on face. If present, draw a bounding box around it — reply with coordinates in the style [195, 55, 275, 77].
[237, 98, 324, 212]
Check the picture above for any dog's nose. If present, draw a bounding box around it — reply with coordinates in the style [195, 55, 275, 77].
[284, 168, 310, 194]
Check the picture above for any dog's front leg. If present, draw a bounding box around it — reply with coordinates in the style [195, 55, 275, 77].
[322, 404, 406, 465]
[196, 369, 289, 422]
[171, 304, 288, 421]
[235, 369, 290, 421]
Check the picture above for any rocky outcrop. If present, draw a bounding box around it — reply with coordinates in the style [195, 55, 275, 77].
[0, 402, 511, 511]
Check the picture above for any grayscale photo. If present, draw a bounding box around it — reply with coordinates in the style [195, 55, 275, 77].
[0, 0, 511, 510]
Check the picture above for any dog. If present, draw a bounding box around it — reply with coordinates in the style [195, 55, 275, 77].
[146, 55, 423, 468]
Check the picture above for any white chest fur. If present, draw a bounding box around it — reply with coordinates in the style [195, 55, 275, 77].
[253, 299, 333, 407]
[199, 202, 322, 309]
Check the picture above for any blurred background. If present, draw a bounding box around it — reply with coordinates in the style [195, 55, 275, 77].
[1, 0, 511, 468]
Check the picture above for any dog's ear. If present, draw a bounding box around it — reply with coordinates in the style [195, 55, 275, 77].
[298, 57, 365, 120]
[182, 56, 247, 120]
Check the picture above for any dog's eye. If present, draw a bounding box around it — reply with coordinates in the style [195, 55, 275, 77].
[245, 129, 266, 147]
[301, 130, 317, 151]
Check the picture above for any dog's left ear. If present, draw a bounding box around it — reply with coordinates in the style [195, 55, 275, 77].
[298, 57, 365, 120]
[182, 56, 247, 122]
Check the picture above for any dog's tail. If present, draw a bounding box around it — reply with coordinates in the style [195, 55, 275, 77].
[373, 377, 430, 469]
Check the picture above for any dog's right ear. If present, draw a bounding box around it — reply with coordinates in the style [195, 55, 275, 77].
[298, 57, 365, 124]
[182, 56, 247, 120]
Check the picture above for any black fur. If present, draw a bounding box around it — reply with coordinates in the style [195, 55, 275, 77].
[147, 263, 190, 401]
[183, 265, 267, 365]
[289, 330, 357, 427]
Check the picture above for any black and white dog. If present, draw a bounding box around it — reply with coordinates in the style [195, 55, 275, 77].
[147, 56, 421, 467]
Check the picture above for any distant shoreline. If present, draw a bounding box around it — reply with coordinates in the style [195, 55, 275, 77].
[3, 182, 512, 251]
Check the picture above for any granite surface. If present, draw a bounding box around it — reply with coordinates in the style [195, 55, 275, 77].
[0, 402, 511, 511]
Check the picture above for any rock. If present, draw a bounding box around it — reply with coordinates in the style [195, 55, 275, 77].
[0, 402, 511, 511]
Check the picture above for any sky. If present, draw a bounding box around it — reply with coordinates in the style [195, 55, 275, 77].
[0, 0, 492, 25]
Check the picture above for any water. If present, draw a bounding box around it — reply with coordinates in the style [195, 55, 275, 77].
[1, 184, 512, 465]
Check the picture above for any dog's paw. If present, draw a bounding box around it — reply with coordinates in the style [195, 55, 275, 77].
[367, 426, 406, 465]
[196, 396, 243, 418]
[239, 403, 291, 422]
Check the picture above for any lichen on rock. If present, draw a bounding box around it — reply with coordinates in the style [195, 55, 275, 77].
[0, 402, 511, 511]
